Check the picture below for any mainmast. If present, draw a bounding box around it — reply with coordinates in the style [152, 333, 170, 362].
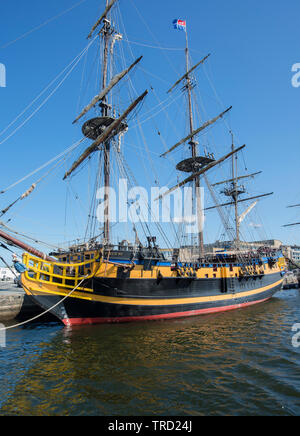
[162, 20, 235, 258]
[184, 29, 204, 256]
[161, 23, 271, 249]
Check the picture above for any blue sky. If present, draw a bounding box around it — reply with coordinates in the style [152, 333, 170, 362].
[0, 0, 300, 261]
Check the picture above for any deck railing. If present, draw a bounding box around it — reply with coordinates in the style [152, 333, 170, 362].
[22, 253, 100, 289]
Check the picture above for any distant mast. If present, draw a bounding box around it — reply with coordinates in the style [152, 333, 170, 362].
[231, 132, 241, 243]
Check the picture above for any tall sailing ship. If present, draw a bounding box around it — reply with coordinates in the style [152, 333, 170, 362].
[0, 0, 285, 325]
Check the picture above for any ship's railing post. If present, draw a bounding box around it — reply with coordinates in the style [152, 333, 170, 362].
[75, 264, 79, 287]
[62, 267, 66, 286]
[50, 262, 54, 283]
[37, 260, 42, 281]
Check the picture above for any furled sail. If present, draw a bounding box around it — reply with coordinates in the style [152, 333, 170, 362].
[64, 90, 148, 180]
[1, 183, 37, 217]
[156, 144, 246, 200]
[160, 107, 232, 158]
[238, 201, 258, 225]
[72, 56, 143, 124]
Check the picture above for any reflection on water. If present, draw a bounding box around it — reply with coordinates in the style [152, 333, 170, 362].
[0, 289, 299, 416]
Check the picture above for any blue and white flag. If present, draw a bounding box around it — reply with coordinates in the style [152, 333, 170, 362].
[173, 19, 187, 32]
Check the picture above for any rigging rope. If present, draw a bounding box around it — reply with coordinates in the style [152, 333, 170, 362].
[0, 275, 89, 332]
[0, 250, 102, 332]
[0, 0, 89, 49]
[0, 147, 80, 217]
[122, 39, 185, 51]
[0, 37, 97, 146]
[0, 138, 86, 194]
[0, 222, 60, 250]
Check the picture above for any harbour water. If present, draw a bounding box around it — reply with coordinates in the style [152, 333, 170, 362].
[0, 288, 299, 416]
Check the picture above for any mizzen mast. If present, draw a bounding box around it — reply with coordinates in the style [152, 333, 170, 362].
[207, 134, 272, 242]
[228, 132, 245, 242]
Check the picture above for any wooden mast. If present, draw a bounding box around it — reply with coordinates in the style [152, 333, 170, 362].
[156, 145, 246, 200]
[163, 29, 230, 257]
[231, 132, 240, 243]
[102, 0, 112, 244]
[64, 0, 148, 247]
[184, 27, 204, 256]
[64, 91, 148, 180]
[72, 56, 143, 125]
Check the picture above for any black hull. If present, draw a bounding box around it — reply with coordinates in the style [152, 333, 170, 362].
[26, 272, 283, 326]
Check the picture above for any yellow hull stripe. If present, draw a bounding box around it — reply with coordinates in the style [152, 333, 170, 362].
[22, 277, 283, 307]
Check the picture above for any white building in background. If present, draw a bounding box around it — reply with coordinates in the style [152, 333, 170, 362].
[282, 245, 300, 264]
[291, 246, 300, 263]
[0, 267, 15, 281]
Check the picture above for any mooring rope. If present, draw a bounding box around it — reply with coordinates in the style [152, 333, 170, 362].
[0, 249, 102, 332]
[0, 275, 89, 332]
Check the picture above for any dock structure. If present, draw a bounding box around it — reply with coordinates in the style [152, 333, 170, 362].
[0, 287, 43, 322]
[0, 281, 15, 290]
[283, 272, 299, 290]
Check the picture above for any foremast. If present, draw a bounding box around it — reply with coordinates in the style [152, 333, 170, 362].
[101, 6, 113, 244]
[64, 0, 147, 247]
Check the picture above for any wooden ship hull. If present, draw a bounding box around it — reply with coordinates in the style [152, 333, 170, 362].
[20, 250, 285, 326]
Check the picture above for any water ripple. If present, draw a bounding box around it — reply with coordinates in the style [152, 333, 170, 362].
[0, 289, 299, 415]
